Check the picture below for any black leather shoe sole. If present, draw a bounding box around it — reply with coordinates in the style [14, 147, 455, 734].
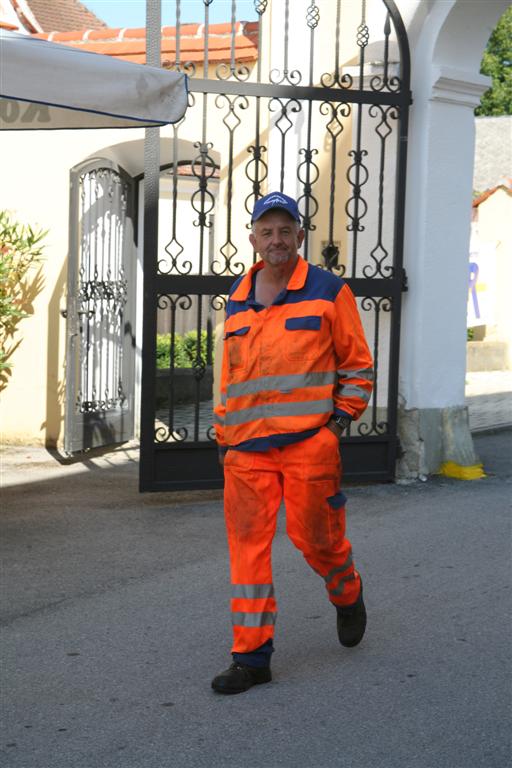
[211, 662, 272, 694]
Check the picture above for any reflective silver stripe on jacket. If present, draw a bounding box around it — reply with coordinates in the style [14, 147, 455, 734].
[337, 367, 374, 381]
[214, 413, 224, 425]
[227, 371, 336, 399]
[232, 583, 275, 599]
[231, 611, 277, 627]
[220, 392, 227, 406]
[225, 398, 333, 427]
[336, 384, 371, 402]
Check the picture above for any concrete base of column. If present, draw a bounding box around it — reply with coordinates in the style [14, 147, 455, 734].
[396, 405, 485, 482]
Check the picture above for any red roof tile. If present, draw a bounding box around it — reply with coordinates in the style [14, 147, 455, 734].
[24, 0, 105, 32]
[34, 21, 259, 66]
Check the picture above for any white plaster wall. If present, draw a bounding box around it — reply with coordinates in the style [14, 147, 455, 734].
[398, 0, 509, 411]
[476, 190, 512, 362]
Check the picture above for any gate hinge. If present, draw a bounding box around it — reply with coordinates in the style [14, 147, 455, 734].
[401, 268, 408, 292]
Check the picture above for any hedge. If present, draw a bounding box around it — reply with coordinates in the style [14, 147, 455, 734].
[156, 330, 212, 369]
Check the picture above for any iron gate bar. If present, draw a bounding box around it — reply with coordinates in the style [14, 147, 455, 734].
[155, 275, 405, 299]
[147, 434, 393, 492]
[384, 0, 411, 479]
[189, 80, 411, 107]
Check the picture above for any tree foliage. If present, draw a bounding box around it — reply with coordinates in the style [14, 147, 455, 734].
[476, 6, 512, 116]
[0, 211, 46, 389]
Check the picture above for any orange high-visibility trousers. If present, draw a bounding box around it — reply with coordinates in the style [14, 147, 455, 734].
[223, 426, 361, 654]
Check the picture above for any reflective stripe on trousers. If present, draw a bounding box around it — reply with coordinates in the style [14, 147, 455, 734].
[223, 426, 361, 654]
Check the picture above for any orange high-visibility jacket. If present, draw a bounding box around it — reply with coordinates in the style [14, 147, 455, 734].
[214, 256, 374, 450]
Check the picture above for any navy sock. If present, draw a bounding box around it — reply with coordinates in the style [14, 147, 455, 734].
[233, 639, 274, 668]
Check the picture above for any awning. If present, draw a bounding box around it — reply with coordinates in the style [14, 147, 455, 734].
[0, 30, 188, 130]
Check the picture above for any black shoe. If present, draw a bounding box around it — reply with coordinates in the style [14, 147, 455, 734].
[211, 662, 272, 695]
[336, 580, 367, 647]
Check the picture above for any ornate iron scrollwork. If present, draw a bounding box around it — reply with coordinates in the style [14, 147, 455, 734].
[269, 0, 302, 86]
[357, 296, 392, 436]
[75, 166, 131, 418]
[345, 149, 369, 231]
[216, 61, 251, 83]
[320, 0, 353, 90]
[245, 143, 268, 220]
[363, 104, 399, 278]
[210, 295, 228, 312]
[154, 292, 216, 445]
[254, 0, 268, 14]
[297, 147, 319, 237]
[306, 3, 320, 29]
[190, 141, 217, 230]
[369, 14, 401, 93]
[268, 98, 302, 192]
[319, 100, 351, 274]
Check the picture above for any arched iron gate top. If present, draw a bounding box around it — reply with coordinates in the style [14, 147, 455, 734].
[169, 0, 411, 96]
[384, 0, 411, 93]
[140, 0, 413, 490]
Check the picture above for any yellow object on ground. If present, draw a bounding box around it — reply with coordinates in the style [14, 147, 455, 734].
[439, 461, 486, 480]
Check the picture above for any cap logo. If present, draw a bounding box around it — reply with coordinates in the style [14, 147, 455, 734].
[251, 191, 300, 222]
[264, 195, 288, 206]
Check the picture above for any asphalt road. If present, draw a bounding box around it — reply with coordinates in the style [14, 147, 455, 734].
[1, 431, 511, 768]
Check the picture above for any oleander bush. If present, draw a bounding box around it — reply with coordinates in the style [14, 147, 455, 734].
[0, 210, 46, 389]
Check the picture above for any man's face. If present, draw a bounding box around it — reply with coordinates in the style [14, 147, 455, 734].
[249, 209, 305, 267]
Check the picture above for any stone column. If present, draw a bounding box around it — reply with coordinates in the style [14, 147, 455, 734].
[397, 67, 490, 480]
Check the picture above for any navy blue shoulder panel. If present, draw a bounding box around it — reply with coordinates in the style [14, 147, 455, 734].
[278, 263, 345, 305]
[227, 262, 345, 316]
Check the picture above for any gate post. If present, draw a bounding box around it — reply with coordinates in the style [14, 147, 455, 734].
[140, 0, 162, 490]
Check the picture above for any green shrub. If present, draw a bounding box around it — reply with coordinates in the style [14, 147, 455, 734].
[156, 330, 212, 369]
[0, 210, 46, 388]
[182, 330, 210, 366]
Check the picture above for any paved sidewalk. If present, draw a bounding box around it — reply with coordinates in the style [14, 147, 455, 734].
[1, 431, 511, 768]
[465, 370, 512, 432]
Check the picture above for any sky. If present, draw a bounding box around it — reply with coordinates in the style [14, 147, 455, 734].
[85, 1, 258, 29]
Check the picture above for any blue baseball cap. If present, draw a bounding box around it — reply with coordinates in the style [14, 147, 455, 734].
[251, 192, 301, 223]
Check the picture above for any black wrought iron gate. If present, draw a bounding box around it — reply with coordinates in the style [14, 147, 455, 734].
[140, 0, 411, 490]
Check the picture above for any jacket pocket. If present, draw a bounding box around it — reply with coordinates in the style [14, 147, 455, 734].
[285, 315, 322, 331]
[224, 325, 250, 371]
[284, 315, 322, 360]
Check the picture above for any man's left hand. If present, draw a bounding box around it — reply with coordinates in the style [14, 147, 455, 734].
[326, 419, 345, 440]
[325, 419, 350, 440]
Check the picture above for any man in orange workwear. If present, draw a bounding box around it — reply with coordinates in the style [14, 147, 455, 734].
[211, 192, 374, 694]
